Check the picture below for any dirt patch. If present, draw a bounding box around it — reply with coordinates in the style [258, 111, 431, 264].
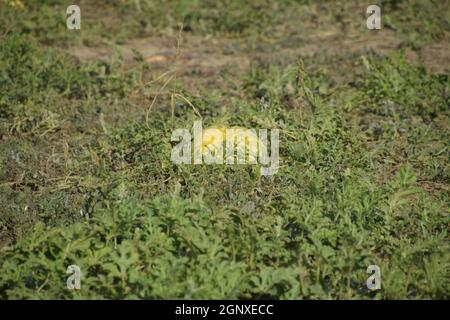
[420, 41, 450, 73]
[68, 28, 447, 93]
[69, 31, 383, 86]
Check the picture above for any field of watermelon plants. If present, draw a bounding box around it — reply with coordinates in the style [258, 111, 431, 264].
[0, 0, 449, 299]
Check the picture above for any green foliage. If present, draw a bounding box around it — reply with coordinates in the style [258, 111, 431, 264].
[0, 34, 137, 104]
[110, 0, 300, 36]
[356, 54, 449, 119]
[1, 163, 448, 299]
[382, 0, 450, 48]
[2, 56, 449, 298]
[0, 197, 249, 299]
